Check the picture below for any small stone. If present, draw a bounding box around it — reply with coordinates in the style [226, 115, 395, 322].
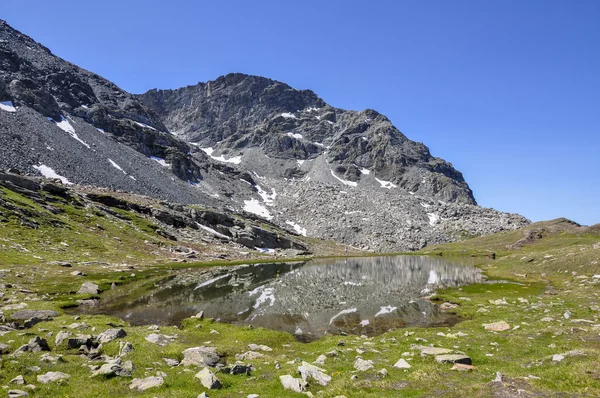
[247, 394, 260, 398]
[163, 358, 180, 367]
[248, 343, 272, 352]
[55, 330, 71, 347]
[378, 368, 388, 377]
[195, 367, 222, 389]
[298, 361, 331, 386]
[182, 346, 220, 367]
[236, 351, 265, 361]
[8, 390, 28, 398]
[119, 341, 133, 356]
[37, 372, 70, 384]
[552, 354, 565, 362]
[354, 357, 374, 371]
[314, 354, 327, 365]
[197, 393, 209, 398]
[98, 328, 127, 344]
[434, 354, 472, 365]
[9, 375, 25, 385]
[451, 363, 476, 371]
[145, 333, 170, 346]
[483, 321, 511, 332]
[393, 358, 411, 369]
[419, 346, 453, 355]
[493, 372, 503, 382]
[279, 375, 307, 393]
[77, 282, 99, 295]
[129, 376, 164, 391]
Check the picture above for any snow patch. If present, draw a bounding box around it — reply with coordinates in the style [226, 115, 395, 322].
[285, 220, 307, 236]
[359, 167, 370, 175]
[96, 128, 105, 133]
[427, 213, 440, 226]
[54, 116, 90, 149]
[375, 177, 397, 189]
[200, 147, 242, 165]
[286, 132, 303, 139]
[195, 274, 229, 290]
[421, 203, 431, 208]
[330, 170, 357, 187]
[281, 112, 296, 119]
[375, 305, 398, 316]
[304, 107, 320, 112]
[198, 223, 230, 240]
[135, 121, 157, 131]
[313, 142, 326, 147]
[32, 165, 72, 185]
[108, 159, 126, 174]
[150, 156, 169, 167]
[329, 308, 357, 325]
[359, 319, 370, 327]
[256, 185, 276, 205]
[0, 101, 16, 112]
[297, 159, 305, 166]
[249, 286, 276, 308]
[427, 270, 440, 284]
[243, 199, 273, 220]
[343, 281, 362, 286]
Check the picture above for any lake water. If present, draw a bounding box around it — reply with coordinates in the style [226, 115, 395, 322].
[90, 256, 483, 340]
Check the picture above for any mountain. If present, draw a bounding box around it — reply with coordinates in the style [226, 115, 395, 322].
[0, 20, 529, 251]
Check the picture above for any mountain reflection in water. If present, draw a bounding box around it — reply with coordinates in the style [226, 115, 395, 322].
[90, 256, 483, 340]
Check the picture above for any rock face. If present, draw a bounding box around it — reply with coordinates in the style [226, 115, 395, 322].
[0, 20, 530, 253]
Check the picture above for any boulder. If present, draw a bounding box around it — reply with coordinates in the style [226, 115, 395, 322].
[195, 367, 222, 389]
[98, 328, 127, 344]
[354, 357, 374, 371]
[298, 361, 331, 386]
[279, 375, 307, 393]
[77, 282, 99, 295]
[434, 354, 472, 365]
[182, 346, 220, 367]
[129, 376, 164, 391]
[393, 358, 412, 369]
[9, 310, 58, 320]
[483, 321, 510, 331]
[37, 371, 70, 384]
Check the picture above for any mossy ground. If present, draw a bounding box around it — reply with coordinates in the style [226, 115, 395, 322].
[1, 190, 599, 398]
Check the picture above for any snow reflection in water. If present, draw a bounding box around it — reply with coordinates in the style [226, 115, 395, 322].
[90, 256, 483, 340]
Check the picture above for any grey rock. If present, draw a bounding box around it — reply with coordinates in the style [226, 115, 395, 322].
[67, 334, 92, 349]
[92, 358, 135, 377]
[236, 351, 265, 361]
[129, 376, 164, 391]
[9, 310, 57, 320]
[354, 357, 374, 371]
[279, 374, 307, 393]
[145, 333, 171, 346]
[0, 342, 11, 354]
[9, 375, 25, 385]
[418, 346, 454, 356]
[119, 341, 133, 356]
[434, 354, 472, 365]
[27, 336, 50, 352]
[77, 282, 99, 295]
[247, 343, 272, 352]
[182, 346, 220, 367]
[37, 371, 70, 384]
[195, 367, 222, 389]
[393, 358, 412, 369]
[54, 330, 71, 347]
[298, 361, 331, 386]
[97, 328, 127, 344]
[163, 357, 180, 367]
[8, 390, 28, 398]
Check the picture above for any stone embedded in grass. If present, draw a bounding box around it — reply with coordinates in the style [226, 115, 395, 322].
[451, 363, 476, 371]
[248, 343, 272, 352]
[0, 343, 11, 354]
[67, 334, 92, 349]
[483, 321, 511, 332]
[298, 361, 331, 386]
[236, 351, 265, 361]
[97, 328, 127, 344]
[129, 376, 164, 391]
[393, 358, 411, 369]
[37, 371, 70, 384]
[8, 390, 29, 398]
[182, 346, 220, 367]
[354, 357, 374, 371]
[9, 309, 58, 320]
[314, 354, 327, 365]
[54, 330, 71, 347]
[279, 375, 307, 393]
[119, 341, 133, 356]
[434, 354, 472, 365]
[92, 358, 135, 377]
[77, 281, 100, 295]
[163, 357, 180, 367]
[195, 367, 222, 389]
[9, 375, 25, 385]
[145, 333, 173, 346]
[418, 346, 453, 356]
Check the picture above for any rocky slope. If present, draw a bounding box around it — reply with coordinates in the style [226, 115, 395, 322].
[0, 20, 529, 251]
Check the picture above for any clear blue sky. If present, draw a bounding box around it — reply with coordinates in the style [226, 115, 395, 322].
[3, 0, 599, 225]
